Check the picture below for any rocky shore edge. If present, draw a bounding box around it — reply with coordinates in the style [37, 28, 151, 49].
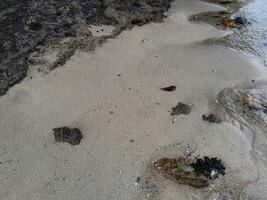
[0, 0, 173, 95]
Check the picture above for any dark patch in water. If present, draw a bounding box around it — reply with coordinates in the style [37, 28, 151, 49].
[202, 113, 223, 123]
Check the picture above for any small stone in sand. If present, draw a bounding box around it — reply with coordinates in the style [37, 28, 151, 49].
[53, 127, 83, 146]
[171, 102, 191, 116]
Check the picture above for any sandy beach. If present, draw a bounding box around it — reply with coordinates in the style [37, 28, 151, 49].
[0, 0, 267, 199]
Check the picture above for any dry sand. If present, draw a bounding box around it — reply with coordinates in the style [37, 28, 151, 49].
[0, 0, 266, 199]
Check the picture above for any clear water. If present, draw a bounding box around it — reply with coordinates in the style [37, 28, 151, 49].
[228, 0, 267, 57]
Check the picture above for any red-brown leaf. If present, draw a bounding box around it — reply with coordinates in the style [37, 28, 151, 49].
[161, 85, 176, 92]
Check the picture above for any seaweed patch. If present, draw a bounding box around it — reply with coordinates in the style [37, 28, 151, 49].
[153, 156, 226, 188]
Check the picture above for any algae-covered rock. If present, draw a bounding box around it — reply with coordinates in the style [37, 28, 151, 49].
[222, 17, 236, 28]
[202, 113, 223, 123]
[154, 157, 209, 188]
[154, 156, 226, 188]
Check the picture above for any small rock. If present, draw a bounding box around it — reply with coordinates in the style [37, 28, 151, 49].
[141, 39, 149, 43]
[28, 19, 42, 31]
[130, 139, 135, 143]
[53, 127, 83, 146]
[171, 102, 191, 116]
[219, 1, 232, 5]
[202, 114, 222, 123]
[234, 16, 248, 26]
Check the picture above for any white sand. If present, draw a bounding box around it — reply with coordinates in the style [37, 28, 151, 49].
[0, 0, 266, 199]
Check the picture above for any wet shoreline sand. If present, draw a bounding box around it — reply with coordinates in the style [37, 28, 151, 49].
[0, 0, 267, 199]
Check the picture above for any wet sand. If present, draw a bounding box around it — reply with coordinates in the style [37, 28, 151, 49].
[0, 0, 267, 199]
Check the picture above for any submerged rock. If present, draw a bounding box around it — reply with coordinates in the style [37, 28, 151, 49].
[53, 127, 83, 146]
[202, 113, 223, 123]
[217, 87, 267, 127]
[216, 86, 267, 166]
[153, 156, 225, 188]
[154, 157, 209, 188]
[219, 1, 232, 5]
[234, 16, 248, 26]
[171, 102, 191, 116]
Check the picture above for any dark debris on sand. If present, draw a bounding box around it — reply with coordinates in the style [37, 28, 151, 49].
[191, 157, 226, 180]
[171, 102, 191, 115]
[53, 127, 83, 146]
[160, 85, 176, 92]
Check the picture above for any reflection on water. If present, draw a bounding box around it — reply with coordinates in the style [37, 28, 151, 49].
[227, 0, 267, 57]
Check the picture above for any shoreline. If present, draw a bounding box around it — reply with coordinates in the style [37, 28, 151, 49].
[0, 0, 267, 200]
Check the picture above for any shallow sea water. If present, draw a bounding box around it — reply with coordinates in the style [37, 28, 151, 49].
[226, 0, 267, 58]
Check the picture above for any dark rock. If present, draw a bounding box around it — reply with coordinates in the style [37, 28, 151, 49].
[171, 102, 191, 115]
[219, 1, 232, 5]
[202, 113, 222, 123]
[191, 157, 226, 180]
[28, 18, 42, 31]
[53, 127, 83, 146]
[234, 16, 248, 26]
